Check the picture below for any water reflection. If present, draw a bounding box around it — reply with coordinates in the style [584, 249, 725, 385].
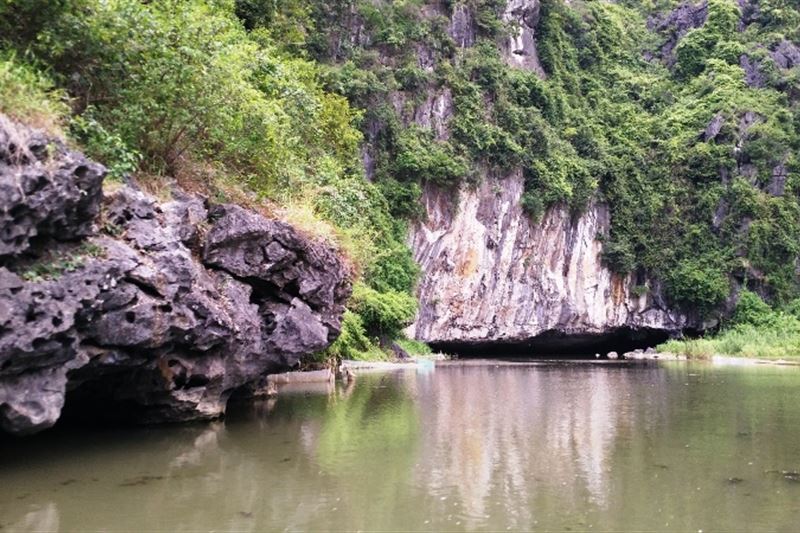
[1, 362, 800, 532]
[413, 364, 667, 528]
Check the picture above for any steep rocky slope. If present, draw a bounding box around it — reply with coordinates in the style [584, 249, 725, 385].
[407, 174, 695, 349]
[386, 0, 702, 348]
[0, 118, 350, 435]
[404, 0, 689, 347]
[308, 0, 798, 350]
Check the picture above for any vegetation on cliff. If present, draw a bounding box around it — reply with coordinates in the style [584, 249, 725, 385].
[2, 0, 800, 354]
[274, 0, 799, 321]
[660, 291, 800, 359]
[0, 0, 419, 360]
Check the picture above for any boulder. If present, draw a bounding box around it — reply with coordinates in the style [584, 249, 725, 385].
[0, 117, 351, 435]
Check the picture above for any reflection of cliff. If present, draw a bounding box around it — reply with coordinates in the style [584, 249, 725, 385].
[0, 368, 653, 531]
[413, 365, 660, 527]
[6, 365, 800, 531]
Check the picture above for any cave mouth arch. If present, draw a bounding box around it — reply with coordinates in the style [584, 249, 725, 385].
[428, 327, 673, 358]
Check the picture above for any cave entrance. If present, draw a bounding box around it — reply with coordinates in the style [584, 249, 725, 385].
[58, 377, 154, 428]
[428, 327, 672, 359]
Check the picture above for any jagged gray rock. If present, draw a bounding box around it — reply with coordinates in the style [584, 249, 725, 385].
[740, 54, 766, 88]
[449, 4, 475, 48]
[0, 116, 104, 259]
[502, 0, 545, 76]
[771, 40, 800, 70]
[0, 118, 351, 435]
[704, 113, 725, 141]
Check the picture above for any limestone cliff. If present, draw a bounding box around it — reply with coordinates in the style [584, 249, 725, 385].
[407, 172, 693, 349]
[388, 0, 700, 349]
[0, 117, 351, 435]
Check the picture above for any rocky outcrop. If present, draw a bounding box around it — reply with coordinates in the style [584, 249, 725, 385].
[407, 172, 692, 349]
[0, 118, 350, 435]
[0, 117, 104, 259]
[449, 4, 476, 48]
[501, 0, 545, 76]
[771, 39, 800, 70]
[647, 0, 708, 65]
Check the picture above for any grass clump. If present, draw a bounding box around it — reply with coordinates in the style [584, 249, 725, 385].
[394, 337, 433, 357]
[324, 311, 391, 362]
[658, 291, 800, 360]
[0, 53, 68, 135]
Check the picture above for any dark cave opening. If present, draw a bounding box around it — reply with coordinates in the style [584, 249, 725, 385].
[58, 382, 153, 428]
[429, 327, 673, 358]
[56, 370, 177, 429]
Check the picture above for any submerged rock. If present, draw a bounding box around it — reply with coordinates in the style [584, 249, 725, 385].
[0, 117, 351, 435]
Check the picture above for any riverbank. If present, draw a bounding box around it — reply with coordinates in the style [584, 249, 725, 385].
[657, 325, 800, 363]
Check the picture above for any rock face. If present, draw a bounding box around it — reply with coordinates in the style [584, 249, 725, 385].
[407, 172, 692, 349]
[648, 0, 708, 65]
[0, 118, 350, 435]
[501, 0, 545, 76]
[0, 116, 104, 259]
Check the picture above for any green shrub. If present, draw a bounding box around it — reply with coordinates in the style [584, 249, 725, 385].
[394, 126, 469, 185]
[520, 192, 545, 221]
[731, 290, 774, 327]
[70, 110, 141, 180]
[667, 259, 730, 313]
[324, 311, 388, 361]
[349, 283, 417, 339]
[378, 178, 425, 219]
[601, 239, 636, 274]
[675, 0, 740, 79]
[394, 337, 433, 356]
[0, 53, 68, 134]
[365, 241, 420, 294]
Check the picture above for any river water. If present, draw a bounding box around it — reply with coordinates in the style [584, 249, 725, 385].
[2, 360, 800, 532]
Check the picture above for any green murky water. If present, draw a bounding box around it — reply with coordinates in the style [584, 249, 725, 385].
[2, 360, 800, 532]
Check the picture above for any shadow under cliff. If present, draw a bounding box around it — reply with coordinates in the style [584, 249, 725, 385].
[429, 327, 673, 358]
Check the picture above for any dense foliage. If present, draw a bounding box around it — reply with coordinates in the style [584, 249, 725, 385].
[0, 0, 418, 360]
[272, 0, 800, 318]
[659, 291, 800, 359]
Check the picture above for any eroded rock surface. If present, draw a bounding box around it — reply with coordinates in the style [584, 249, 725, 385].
[0, 116, 104, 259]
[0, 118, 350, 435]
[407, 172, 693, 346]
[502, 0, 545, 76]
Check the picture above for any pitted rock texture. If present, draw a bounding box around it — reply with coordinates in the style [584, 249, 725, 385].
[0, 119, 350, 435]
[407, 172, 692, 345]
[0, 117, 104, 259]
